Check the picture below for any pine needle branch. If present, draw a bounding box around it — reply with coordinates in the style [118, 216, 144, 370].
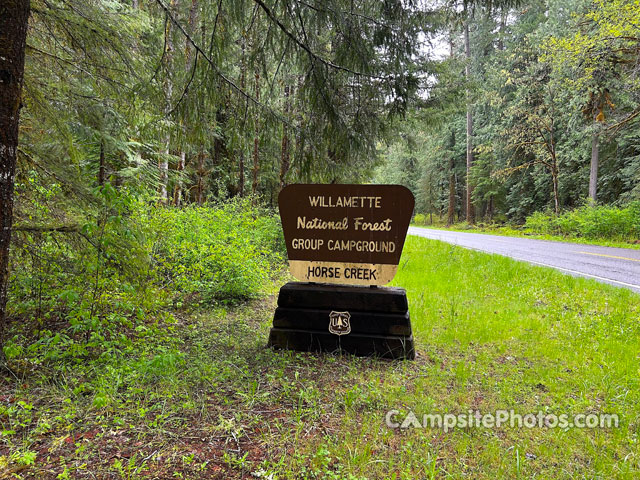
[154, 0, 293, 128]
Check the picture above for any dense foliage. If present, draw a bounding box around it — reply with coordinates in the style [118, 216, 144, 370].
[146, 200, 284, 302]
[1, 1, 640, 477]
[525, 202, 640, 241]
[8, 193, 284, 358]
[19, 0, 430, 210]
[5, 0, 431, 353]
[377, 0, 640, 225]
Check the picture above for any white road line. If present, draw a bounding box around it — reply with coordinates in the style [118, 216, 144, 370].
[509, 257, 640, 290]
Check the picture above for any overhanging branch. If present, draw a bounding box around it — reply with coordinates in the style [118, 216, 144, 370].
[154, 0, 293, 128]
[251, 0, 385, 79]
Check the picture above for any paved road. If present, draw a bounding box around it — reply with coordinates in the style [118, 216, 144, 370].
[408, 227, 640, 293]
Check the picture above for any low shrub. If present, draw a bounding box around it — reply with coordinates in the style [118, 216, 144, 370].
[524, 202, 640, 241]
[413, 213, 426, 225]
[7, 187, 285, 371]
[144, 198, 285, 303]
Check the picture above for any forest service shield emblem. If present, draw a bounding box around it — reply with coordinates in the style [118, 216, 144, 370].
[329, 311, 351, 336]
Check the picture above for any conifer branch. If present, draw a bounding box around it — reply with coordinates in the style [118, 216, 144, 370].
[251, 0, 387, 79]
[155, 0, 293, 128]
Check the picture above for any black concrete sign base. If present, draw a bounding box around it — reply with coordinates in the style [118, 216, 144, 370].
[267, 282, 415, 360]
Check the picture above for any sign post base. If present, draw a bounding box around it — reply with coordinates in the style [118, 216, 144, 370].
[267, 282, 415, 360]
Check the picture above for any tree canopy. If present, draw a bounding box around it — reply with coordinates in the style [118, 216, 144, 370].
[379, 0, 640, 222]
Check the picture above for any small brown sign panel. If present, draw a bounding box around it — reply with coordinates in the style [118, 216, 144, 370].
[279, 184, 415, 285]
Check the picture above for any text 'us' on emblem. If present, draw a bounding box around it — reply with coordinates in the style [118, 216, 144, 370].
[329, 311, 351, 336]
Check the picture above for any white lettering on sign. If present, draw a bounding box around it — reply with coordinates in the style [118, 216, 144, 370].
[291, 238, 324, 250]
[308, 196, 382, 208]
[353, 217, 393, 231]
[297, 216, 349, 230]
[327, 240, 396, 253]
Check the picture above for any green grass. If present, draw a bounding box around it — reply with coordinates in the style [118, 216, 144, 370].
[411, 222, 640, 250]
[2, 236, 639, 478]
[387, 236, 640, 478]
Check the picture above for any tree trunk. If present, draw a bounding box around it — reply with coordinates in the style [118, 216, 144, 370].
[238, 36, 246, 197]
[98, 138, 106, 186]
[279, 83, 291, 190]
[173, 151, 185, 206]
[187, 0, 198, 53]
[252, 137, 259, 200]
[464, 19, 475, 225]
[447, 155, 456, 226]
[214, 109, 226, 160]
[446, 33, 456, 227]
[172, 0, 198, 207]
[497, 9, 506, 51]
[196, 151, 205, 205]
[428, 174, 434, 225]
[294, 75, 305, 180]
[238, 151, 245, 197]
[589, 129, 599, 203]
[487, 196, 494, 221]
[0, 0, 30, 351]
[547, 111, 560, 215]
[159, 148, 169, 203]
[552, 166, 560, 216]
[251, 72, 260, 203]
[159, 0, 176, 204]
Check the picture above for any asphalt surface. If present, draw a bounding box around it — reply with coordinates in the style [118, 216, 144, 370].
[408, 227, 640, 293]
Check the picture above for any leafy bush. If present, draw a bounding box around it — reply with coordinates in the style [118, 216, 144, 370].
[524, 202, 640, 241]
[7, 186, 285, 372]
[10, 189, 285, 321]
[413, 213, 426, 225]
[143, 199, 285, 303]
[10, 181, 154, 322]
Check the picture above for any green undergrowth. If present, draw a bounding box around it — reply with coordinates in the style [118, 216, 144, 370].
[2, 236, 639, 478]
[6, 191, 285, 374]
[525, 202, 640, 242]
[144, 201, 284, 303]
[413, 202, 640, 248]
[10, 186, 285, 318]
[2, 193, 286, 477]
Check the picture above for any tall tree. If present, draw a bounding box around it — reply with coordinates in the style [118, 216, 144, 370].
[464, 14, 475, 224]
[279, 82, 291, 190]
[173, 0, 199, 207]
[450, 0, 525, 223]
[159, 0, 177, 204]
[447, 132, 458, 225]
[543, 0, 640, 203]
[0, 0, 30, 351]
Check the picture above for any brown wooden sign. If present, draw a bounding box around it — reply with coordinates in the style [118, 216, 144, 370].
[278, 184, 414, 285]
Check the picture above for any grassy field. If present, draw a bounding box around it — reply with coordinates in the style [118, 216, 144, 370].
[2, 236, 639, 479]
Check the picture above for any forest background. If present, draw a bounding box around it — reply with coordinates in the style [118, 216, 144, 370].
[2, 0, 640, 381]
[1, 0, 640, 477]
